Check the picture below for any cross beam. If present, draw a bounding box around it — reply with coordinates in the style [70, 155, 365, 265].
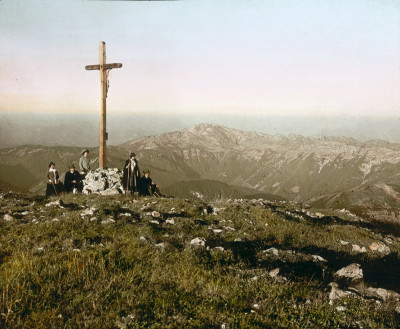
[85, 41, 122, 169]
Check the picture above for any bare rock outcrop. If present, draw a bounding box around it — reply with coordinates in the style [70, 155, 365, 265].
[82, 168, 124, 195]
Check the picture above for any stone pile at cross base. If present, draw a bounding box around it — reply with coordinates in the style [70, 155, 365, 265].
[82, 168, 124, 196]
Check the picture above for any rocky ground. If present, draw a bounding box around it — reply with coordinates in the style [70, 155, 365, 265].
[1, 191, 400, 328]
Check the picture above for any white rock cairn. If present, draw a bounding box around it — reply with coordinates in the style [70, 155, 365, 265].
[82, 168, 124, 195]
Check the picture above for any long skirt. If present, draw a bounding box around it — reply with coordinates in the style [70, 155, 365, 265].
[46, 182, 63, 196]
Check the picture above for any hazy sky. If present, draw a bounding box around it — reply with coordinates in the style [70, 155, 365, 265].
[0, 0, 399, 117]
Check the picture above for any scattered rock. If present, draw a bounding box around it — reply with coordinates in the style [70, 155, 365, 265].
[81, 207, 97, 217]
[45, 200, 62, 208]
[141, 205, 152, 211]
[384, 237, 394, 245]
[368, 241, 390, 253]
[328, 282, 352, 302]
[151, 211, 161, 218]
[101, 218, 115, 224]
[52, 218, 59, 222]
[4, 214, 14, 221]
[156, 242, 170, 250]
[213, 229, 223, 234]
[312, 255, 327, 263]
[336, 306, 346, 312]
[362, 287, 400, 302]
[335, 263, 363, 280]
[269, 268, 280, 278]
[264, 248, 279, 256]
[165, 219, 175, 225]
[190, 237, 206, 247]
[213, 246, 225, 252]
[139, 236, 147, 242]
[352, 244, 367, 253]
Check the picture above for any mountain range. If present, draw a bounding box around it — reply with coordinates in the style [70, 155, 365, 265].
[1, 123, 400, 223]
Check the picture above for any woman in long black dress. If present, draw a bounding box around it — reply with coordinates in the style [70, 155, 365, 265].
[46, 162, 63, 196]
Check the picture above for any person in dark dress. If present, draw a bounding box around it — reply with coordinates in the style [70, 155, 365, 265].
[46, 162, 63, 196]
[122, 152, 141, 195]
[64, 164, 82, 193]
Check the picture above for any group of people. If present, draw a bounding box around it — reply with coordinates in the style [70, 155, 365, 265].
[46, 150, 160, 197]
[121, 152, 161, 197]
[46, 149, 96, 196]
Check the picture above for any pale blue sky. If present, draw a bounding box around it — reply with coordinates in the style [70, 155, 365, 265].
[0, 0, 399, 117]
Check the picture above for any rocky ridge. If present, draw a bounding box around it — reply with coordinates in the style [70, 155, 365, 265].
[120, 123, 400, 221]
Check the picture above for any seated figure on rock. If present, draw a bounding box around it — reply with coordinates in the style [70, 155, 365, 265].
[141, 169, 162, 197]
[64, 164, 82, 193]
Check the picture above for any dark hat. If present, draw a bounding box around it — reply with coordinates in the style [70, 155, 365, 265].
[69, 164, 75, 169]
[130, 152, 136, 157]
[81, 148, 89, 155]
[143, 169, 151, 174]
[48, 162, 55, 168]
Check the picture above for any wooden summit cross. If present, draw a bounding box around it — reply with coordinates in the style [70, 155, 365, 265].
[85, 41, 122, 169]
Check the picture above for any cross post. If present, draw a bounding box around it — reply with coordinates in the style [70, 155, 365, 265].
[85, 41, 122, 169]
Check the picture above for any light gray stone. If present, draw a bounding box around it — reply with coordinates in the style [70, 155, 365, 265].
[4, 214, 14, 221]
[352, 244, 367, 253]
[363, 287, 400, 301]
[312, 255, 327, 262]
[335, 263, 363, 280]
[101, 218, 115, 224]
[264, 248, 279, 256]
[368, 242, 390, 253]
[269, 268, 280, 278]
[191, 237, 206, 247]
[151, 211, 161, 218]
[328, 282, 352, 302]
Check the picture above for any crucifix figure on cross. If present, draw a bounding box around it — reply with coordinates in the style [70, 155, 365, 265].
[85, 41, 122, 169]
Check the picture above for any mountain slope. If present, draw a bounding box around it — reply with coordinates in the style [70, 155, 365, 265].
[120, 123, 400, 220]
[2, 123, 400, 223]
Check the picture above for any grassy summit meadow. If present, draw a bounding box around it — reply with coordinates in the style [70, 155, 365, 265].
[1, 192, 400, 328]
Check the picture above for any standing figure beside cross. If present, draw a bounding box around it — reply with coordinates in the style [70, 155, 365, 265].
[85, 41, 122, 169]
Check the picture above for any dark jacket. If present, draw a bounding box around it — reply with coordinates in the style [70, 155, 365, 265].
[142, 176, 153, 196]
[122, 159, 140, 191]
[64, 170, 82, 192]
